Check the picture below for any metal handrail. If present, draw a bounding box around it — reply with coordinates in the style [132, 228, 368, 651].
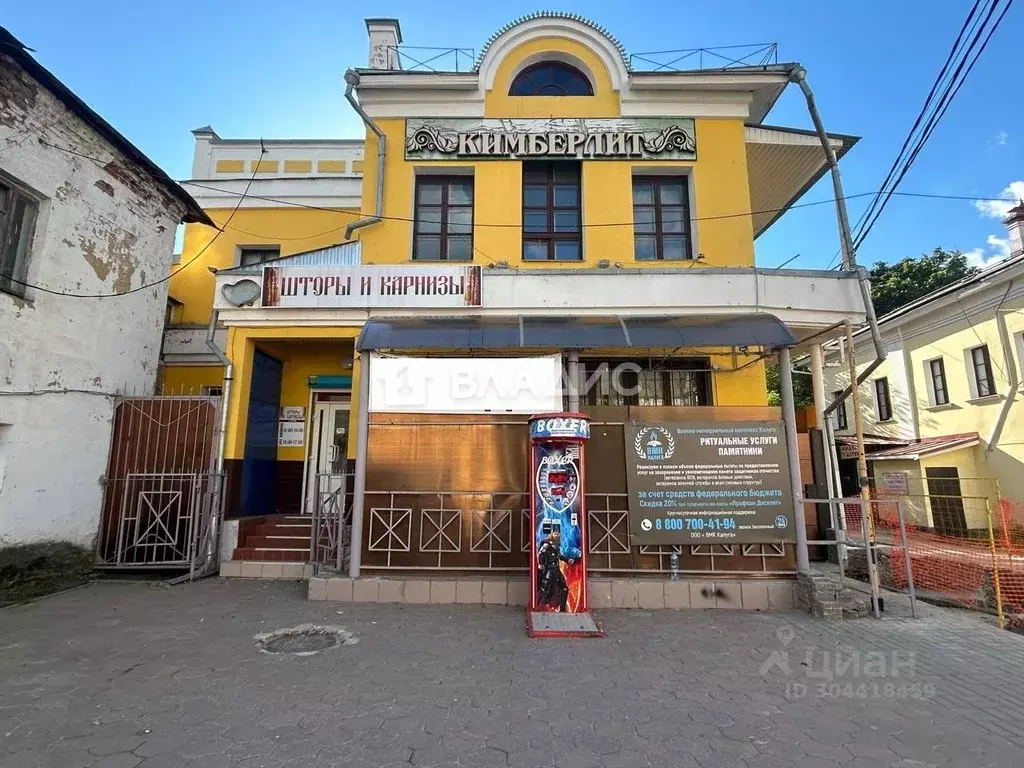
[629, 43, 778, 72]
[386, 45, 476, 72]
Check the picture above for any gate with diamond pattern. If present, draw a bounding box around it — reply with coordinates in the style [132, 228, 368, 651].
[96, 395, 222, 576]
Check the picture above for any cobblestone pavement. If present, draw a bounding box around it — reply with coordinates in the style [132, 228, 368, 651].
[2, 579, 1024, 768]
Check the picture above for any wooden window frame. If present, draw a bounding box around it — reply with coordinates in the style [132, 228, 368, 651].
[238, 245, 281, 267]
[413, 175, 474, 262]
[632, 176, 693, 262]
[971, 345, 996, 397]
[0, 177, 40, 298]
[875, 377, 892, 421]
[929, 358, 949, 405]
[522, 161, 582, 262]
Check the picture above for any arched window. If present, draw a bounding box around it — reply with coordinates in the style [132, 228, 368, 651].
[509, 61, 593, 96]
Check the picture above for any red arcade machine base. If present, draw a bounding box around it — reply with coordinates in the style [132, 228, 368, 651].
[526, 610, 604, 639]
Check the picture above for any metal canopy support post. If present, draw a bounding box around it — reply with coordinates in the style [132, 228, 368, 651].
[566, 350, 580, 411]
[348, 352, 371, 579]
[779, 346, 810, 573]
[810, 344, 842, 547]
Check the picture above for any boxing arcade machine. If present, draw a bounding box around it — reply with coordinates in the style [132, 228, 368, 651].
[527, 413, 603, 638]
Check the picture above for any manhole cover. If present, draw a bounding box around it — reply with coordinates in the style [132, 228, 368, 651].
[263, 632, 337, 654]
[254, 624, 358, 656]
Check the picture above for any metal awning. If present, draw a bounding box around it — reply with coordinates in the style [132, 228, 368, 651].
[356, 314, 797, 351]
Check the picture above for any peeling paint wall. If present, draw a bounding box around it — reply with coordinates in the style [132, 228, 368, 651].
[0, 53, 189, 548]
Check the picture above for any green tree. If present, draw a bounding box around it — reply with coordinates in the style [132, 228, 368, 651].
[869, 248, 978, 317]
[765, 361, 814, 409]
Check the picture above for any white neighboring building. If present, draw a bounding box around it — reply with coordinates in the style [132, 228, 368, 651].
[0, 27, 210, 549]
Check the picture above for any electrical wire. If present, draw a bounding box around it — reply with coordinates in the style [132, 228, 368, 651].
[3, 141, 266, 298]
[17, 134, 1024, 296]
[852, 0, 1013, 251]
[186, 182, 1024, 231]
[851, 0, 985, 247]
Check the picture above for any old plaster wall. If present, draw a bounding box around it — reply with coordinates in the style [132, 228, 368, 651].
[0, 53, 187, 548]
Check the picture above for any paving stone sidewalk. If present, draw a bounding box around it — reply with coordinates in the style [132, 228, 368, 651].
[1, 579, 1023, 768]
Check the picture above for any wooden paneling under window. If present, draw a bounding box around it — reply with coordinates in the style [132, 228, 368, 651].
[632, 177, 692, 261]
[522, 162, 581, 261]
[413, 176, 474, 261]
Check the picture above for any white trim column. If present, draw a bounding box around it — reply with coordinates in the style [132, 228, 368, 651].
[779, 347, 811, 572]
[348, 352, 371, 579]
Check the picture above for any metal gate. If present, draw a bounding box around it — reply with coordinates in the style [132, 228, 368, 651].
[310, 472, 354, 571]
[96, 395, 222, 578]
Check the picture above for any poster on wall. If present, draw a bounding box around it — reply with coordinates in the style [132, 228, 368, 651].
[623, 420, 795, 544]
[278, 421, 304, 447]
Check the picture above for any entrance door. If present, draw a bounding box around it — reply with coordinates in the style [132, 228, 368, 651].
[304, 402, 351, 515]
[241, 351, 282, 517]
[926, 467, 968, 536]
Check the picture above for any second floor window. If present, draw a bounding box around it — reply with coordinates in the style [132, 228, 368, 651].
[239, 246, 281, 266]
[875, 377, 892, 421]
[833, 391, 848, 430]
[971, 344, 996, 397]
[523, 161, 581, 261]
[929, 358, 949, 405]
[632, 177, 692, 261]
[413, 176, 473, 261]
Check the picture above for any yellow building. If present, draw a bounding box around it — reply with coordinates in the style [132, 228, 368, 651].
[163, 14, 867, 597]
[823, 209, 1024, 533]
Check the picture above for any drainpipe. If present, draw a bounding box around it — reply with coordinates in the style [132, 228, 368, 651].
[204, 310, 233, 575]
[789, 67, 887, 420]
[987, 298, 1018, 455]
[344, 70, 386, 240]
[565, 350, 580, 411]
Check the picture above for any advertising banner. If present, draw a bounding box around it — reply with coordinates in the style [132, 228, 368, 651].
[624, 420, 795, 544]
[261, 265, 481, 308]
[368, 354, 563, 414]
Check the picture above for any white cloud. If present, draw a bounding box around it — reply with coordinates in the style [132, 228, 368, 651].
[965, 234, 1012, 269]
[974, 180, 1024, 219]
[991, 130, 1009, 147]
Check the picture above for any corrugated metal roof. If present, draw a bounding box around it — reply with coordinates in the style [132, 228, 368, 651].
[221, 241, 361, 275]
[358, 313, 797, 351]
[869, 433, 980, 461]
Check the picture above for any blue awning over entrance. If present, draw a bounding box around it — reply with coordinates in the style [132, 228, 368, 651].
[356, 314, 796, 351]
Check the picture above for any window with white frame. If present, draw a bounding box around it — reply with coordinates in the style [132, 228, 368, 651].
[0, 177, 40, 297]
[927, 357, 949, 406]
[969, 344, 996, 398]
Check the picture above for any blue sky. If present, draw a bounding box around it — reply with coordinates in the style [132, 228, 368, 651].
[4, 1, 1021, 269]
